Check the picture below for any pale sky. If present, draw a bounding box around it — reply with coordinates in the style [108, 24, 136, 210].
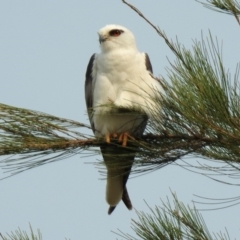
[0, 1, 239, 239]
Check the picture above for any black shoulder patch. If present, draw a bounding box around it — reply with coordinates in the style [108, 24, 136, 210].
[145, 53, 153, 74]
[85, 54, 95, 110]
[85, 54, 96, 132]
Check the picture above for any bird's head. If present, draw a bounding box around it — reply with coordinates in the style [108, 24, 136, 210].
[98, 25, 137, 52]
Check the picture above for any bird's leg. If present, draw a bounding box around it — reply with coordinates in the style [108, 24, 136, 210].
[118, 132, 135, 147]
[105, 133, 118, 143]
[105, 133, 111, 143]
[105, 132, 135, 146]
[112, 133, 118, 138]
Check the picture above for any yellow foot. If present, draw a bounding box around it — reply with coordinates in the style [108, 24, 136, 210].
[105, 133, 118, 143]
[118, 132, 135, 147]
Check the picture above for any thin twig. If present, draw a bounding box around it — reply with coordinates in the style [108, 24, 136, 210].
[122, 0, 196, 74]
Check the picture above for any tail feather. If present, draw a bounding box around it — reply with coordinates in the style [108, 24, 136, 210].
[108, 186, 132, 215]
[101, 144, 135, 214]
[122, 186, 132, 210]
[108, 206, 116, 215]
[106, 168, 124, 206]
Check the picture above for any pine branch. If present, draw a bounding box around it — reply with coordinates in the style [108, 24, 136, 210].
[196, 0, 240, 25]
[122, 0, 240, 183]
[0, 103, 98, 177]
[0, 224, 42, 240]
[115, 193, 230, 240]
[193, 194, 240, 210]
[0, 103, 203, 178]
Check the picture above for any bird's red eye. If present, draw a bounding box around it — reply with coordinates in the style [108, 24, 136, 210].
[109, 29, 122, 37]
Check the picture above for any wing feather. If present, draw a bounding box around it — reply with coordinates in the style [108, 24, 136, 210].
[85, 54, 96, 132]
[144, 53, 153, 74]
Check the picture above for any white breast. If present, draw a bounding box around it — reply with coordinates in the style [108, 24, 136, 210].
[92, 49, 161, 137]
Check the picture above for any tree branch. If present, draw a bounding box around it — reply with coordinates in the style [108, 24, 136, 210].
[197, 0, 240, 26]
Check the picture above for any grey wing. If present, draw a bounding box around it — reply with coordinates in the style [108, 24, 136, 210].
[85, 54, 96, 133]
[144, 53, 153, 74]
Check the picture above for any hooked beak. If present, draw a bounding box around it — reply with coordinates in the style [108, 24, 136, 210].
[99, 35, 107, 44]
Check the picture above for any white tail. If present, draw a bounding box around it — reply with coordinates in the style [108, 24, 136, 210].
[106, 168, 124, 206]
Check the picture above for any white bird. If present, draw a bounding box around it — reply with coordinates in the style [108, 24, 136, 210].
[85, 24, 162, 214]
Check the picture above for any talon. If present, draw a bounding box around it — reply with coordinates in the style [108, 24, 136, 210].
[122, 133, 128, 147]
[118, 133, 124, 143]
[118, 132, 132, 147]
[105, 133, 110, 143]
[112, 133, 118, 138]
[105, 133, 118, 143]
